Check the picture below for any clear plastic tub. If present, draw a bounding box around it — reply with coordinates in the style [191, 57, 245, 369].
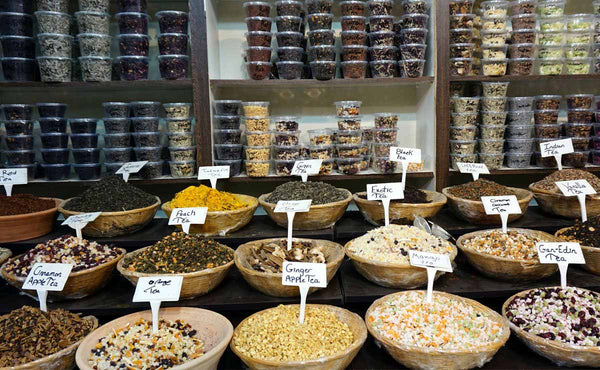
[308, 129, 334, 145]
[538, 31, 565, 46]
[275, 15, 302, 33]
[70, 118, 97, 134]
[535, 123, 561, 138]
[537, 57, 564, 75]
[156, 10, 188, 34]
[5, 150, 35, 165]
[103, 118, 130, 134]
[74, 163, 101, 180]
[451, 112, 478, 126]
[336, 157, 362, 175]
[538, 0, 565, 18]
[214, 159, 242, 176]
[131, 117, 159, 132]
[277, 46, 303, 62]
[133, 146, 162, 161]
[245, 159, 271, 177]
[566, 94, 594, 109]
[118, 34, 149, 57]
[131, 132, 161, 147]
[246, 16, 273, 32]
[450, 153, 478, 170]
[37, 33, 73, 58]
[0, 12, 33, 36]
[506, 138, 535, 152]
[246, 31, 272, 47]
[75, 11, 110, 34]
[565, 57, 591, 74]
[104, 162, 125, 175]
[71, 133, 99, 149]
[158, 55, 189, 80]
[4, 120, 33, 135]
[37, 102, 67, 118]
[0, 35, 35, 58]
[246, 46, 272, 62]
[508, 58, 535, 75]
[169, 160, 195, 178]
[103, 133, 132, 148]
[370, 60, 397, 78]
[214, 129, 242, 145]
[41, 163, 71, 180]
[373, 128, 399, 143]
[214, 100, 241, 115]
[72, 148, 101, 163]
[214, 144, 243, 160]
[450, 57, 473, 76]
[482, 58, 508, 76]
[276, 31, 303, 47]
[506, 152, 533, 168]
[507, 111, 534, 126]
[480, 125, 507, 140]
[341, 30, 367, 46]
[166, 118, 192, 133]
[400, 27, 428, 44]
[450, 139, 477, 155]
[40, 133, 67, 149]
[368, 0, 394, 15]
[103, 102, 129, 118]
[277, 61, 303, 79]
[273, 116, 299, 131]
[481, 111, 507, 126]
[102, 147, 132, 162]
[139, 160, 164, 179]
[565, 123, 593, 137]
[167, 132, 192, 147]
[40, 148, 69, 164]
[37, 56, 71, 82]
[563, 150, 590, 168]
[1, 0, 35, 13]
[369, 31, 395, 46]
[169, 146, 195, 161]
[401, 59, 425, 78]
[372, 156, 398, 174]
[115, 12, 149, 34]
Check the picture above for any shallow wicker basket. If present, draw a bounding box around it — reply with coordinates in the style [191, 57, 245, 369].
[442, 186, 533, 225]
[529, 184, 600, 219]
[76, 307, 233, 370]
[3, 315, 97, 370]
[344, 238, 458, 289]
[352, 190, 447, 226]
[161, 194, 258, 236]
[556, 227, 600, 276]
[366, 291, 510, 370]
[1, 248, 125, 300]
[117, 244, 235, 299]
[456, 228, 559, 282]
[234, 238, 344, 297]
[59, 196, 161, 237]
[0, 198, 62, 243]
[231, 304, 367, 370]
[258, 189, 352, 230]
[502, 287, 600, 367]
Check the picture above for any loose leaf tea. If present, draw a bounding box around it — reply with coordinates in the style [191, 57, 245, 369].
[266, 181, 347, 205]
[0, 194, 56, 216]
[170, 185, 246, 211]
[64, 176, 157, 212]
[532, 169, 600, 194]
[448, 179, 517, 201]
[248, 239, 326, 273]
[359, 186, 430, 204]
[558, 216, 600, 249]
[123, 233, 233, 273]
[0, 306, 94, 367]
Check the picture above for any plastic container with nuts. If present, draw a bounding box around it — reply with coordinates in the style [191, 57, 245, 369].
[450, 139, 477, 155]
[273, 145, 300, 160]
[563, 151, 590, 168]
[244, 116, 270, 131]
[309, 145, 333, 159]
[244, 145, 271, 161]
[480, 125, 506, 139]
[482, 58, 508, 76]
[242, 101, 270, 117]
[308, 129, 334, 145]
[337, 116, 362, 130]
[336, 129, 363, 144]
[274, 130, 301, 146]
[245, 159, 271, 177]
[373, 128, 399, 143]
[246, 130, 272, 146]
[273, 116, 299, 131]
[335, 101, 361, 116]
[565, 123, 593, 137]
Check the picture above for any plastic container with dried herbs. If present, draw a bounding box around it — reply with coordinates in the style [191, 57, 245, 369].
[159, 55, 189, 80]
[450, 139, 477, 155]
[310, 60, 336, 80]
[450, 125, 477, 141]
[565, 123, 593, 137]
[507, 124, 534, 139]
[451, 112, 478, 126]
[538, 57, 564, 75]
[133, 147, 162, 161]
[568, 108, 594, 123]
[170, 146, 195, 161]
[79, 33, 112, 57]
[450, 43, 474, 59]
[35, 11, 70, 34]
[452, 97, 480, 113]
[480, 125, 506, 139]
[450, 57, 473, 76]
[167, 132, 193, 147]
[481, 111, 507, 126]
[481, 29, 508, 45]
[508, 57, 534, 75]
[479, 138, 505, 154]
[450, 153, 477, 169]
[535, 123, 561, 138]
[80, 56, 112, 82]
[38, 33, 73, 58]
[506, 138, 535, 153]
[507, 111, 533, 125]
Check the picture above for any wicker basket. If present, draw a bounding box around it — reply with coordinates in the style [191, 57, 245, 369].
[0, 248, 12, 267]
[366, 291, 510, 370]
[0, 198, 62, 243]
[556, 227, 600, 276]
[502, 287, 600, 367]
[230, 304, 367, 370]
[117, 244, 235, 299]
[234, 238, 344, 297]
[456, 228, 559, 282]
[352, 190, 447, 226]
[529, 185, 600, 219]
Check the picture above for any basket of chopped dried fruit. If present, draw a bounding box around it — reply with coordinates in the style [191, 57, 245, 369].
[366, 291, 510, 370]
[556, 222, 600, 275]
[353, 189, 447, 226]
[503, 287, 600, 367]
[456, 228, 560, 281]
[234, 238, 344, 297]
[442, 180, 533, 225]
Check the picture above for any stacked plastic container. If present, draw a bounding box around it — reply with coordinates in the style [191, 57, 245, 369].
[449, 95, 479, 169]
[480, 0, 509, 77]
[505, 96, 535, 168]
[371, 112, 398, 173]
[102, 102, 132, 175]
[0, 0, 35, 81]
[213, 100, 243, 176]
[564, 94, 594, 167]
[275, 1, 307, 79]
[507, 0, 537, 76]
[477, 82, 509, 169]
[449, 0, 476, 76]
[306, 0, 335, 80]
[156, 10, 190, 80]
[244, 2, 273, 80]
[564, 13, 594, 75]
[115, 0, 149, 80]
[243, 101, 272, 177]
[367, 0, 397, 78]
[70, 115, 100, 180]
[593, 96, 600, 164]
[595, 2, 600, 73]
[533, 95, 561, 167]
[37, 103, 72, 180]
[397, 0, 429, 78]
[164, 103, 195, 177]
[131, 102, 164, 178]
[340, 1, 367, 79]
[2, 104, 36, 177]
[334, 101, 371, 174]
[74, 0, 111, 82]
[273, 116, 303, 175]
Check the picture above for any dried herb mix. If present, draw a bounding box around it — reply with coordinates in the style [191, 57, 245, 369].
[64, 176, 157, 212]
[558, 217, 600, 249]
[249, 239, 326, 273]
[266, 181, 347, 205]
[532, 169, 600, 194]
[123, 233, 233, 273]
[448, 179, 517, 201]
[0, 194, 55, 216]
[0, 306, 94, 367]
[359, 186, 429, 204]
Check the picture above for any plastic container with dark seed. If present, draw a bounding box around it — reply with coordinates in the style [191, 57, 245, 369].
[169, 146, 195, 161]
[214, 144, 243, 160]
[0, 12, 33, 36]
[156, 10, 188, 33]
[246, 31, 272, 47]
[103, 133, 132, 148]
[277, 61, 303, 79]
[103, 118, 130, 134]
[246, 16, 272, 32]
[70, 118, 97, 134]
[118, 34, 149, 56]
[277, 46, 303, 61]
[71, 133, 99, 149]
[73, 163, 101, 180]
[214, 115, 242, 130]
[310, 61, 336, 80]
[308, 45, 336, 61]
[341, 30, 367, 46]
[247, 46, 272, 62]
[40, 133, 68, 149]
[1, 57, 35, 81]
[159, 55, 188, 80]
[342, 61, 367, 78]
[5, 135, 33, 151]
[130, 117, 159, 132]
[102, 102, 129, 118]
[139, 160, 164, 179]
[38, 118, 66, 134]
[341, 1, 366, 16]
[118, 56, 149, 80]
[5, 150, 35, 165]
[40, 148, 70, 164]
[41, 163, 71, 180]
[369, 15, 394, 32]
[115, 12, 149, 34]
[276, 31, 303, 47]
[132, 132, 161, 147]
[400, 27, 428, 44]
[133, 146, 162, 161]
[0, 35, 35, 58]
[103, 148, 132, 163]
[73, 148, 101, 163]
[306, 0, 333, 13]
[131, 101, 160, 117]
[215, 159, 242, 176]
[246, 61, 272, 80]
[5, 120, 34, 135]
[36, 103, 66, 118]
[1, 104, 32, 120]
[157, 33, 188, 55]
[214, 100, 241, 115]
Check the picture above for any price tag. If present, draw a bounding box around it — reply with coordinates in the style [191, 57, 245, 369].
[133, 276, 183, 333]
[555, 180, 597, 223]
[0, 168, 28, 196]
[292, 160, 322, 182]
[409, 251, 452, 303]
[537, 242, 585, 288]
[540, 138, 574, 171]
[116, 161, 148, 182]
[456, 162, 490, 181]
[282, 262, 327, 324]
[22, 263, 73, 312]
[198, 165, 230, 188]
[390, 147, 421, 191]
[62, 212, 101, 239]
[168, 207, 208, 234]
[275, 200, 312, 250]
[366, 183, 404, 226]
[481, 195, 521, 233]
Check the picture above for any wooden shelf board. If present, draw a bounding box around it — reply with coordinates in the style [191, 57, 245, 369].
[27, 176, 199, 186]
[227, 171, 435, 182]
[450, 74, 600, 82]
[210, 77, 434, 90]
[449, 166, 600, 176]
[0, 79, 193, 92]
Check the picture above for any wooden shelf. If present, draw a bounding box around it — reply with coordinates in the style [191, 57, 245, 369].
[210, 77, 434, 90]
[0, 79, 193, 93]
[450, 74, 600, 83]
[27, 177, 199, 186]
[449, 166, 600, 176]
[227, 171, 435, 182]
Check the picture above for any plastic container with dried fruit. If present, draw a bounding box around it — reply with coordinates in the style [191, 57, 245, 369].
[450, 14, 474, 29]
[401, 59, 425, 78]
[535, 123, 561, 138]
[449, 57, 473, 76]
[482, 58, 508, 76]
[450, 28, 474, 44]
[308, 129, 334, 145]
[119, 34, 150, 56]
[400, 27, 428, 44]
[309, 29, 335, 46]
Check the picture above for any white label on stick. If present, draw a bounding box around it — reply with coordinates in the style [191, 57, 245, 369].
[292, 160, 322, 182]
[556, 180, 597, 222]
[389, 147, 422, 163]
[62, 212, 102, 239]
[168, 207, 208, 234]
[133, 276, 183, 334]
[23, 263, 73, 312]
[409, 251, 452, 304]
[198, 166, 230, 188]
[275, 200, 312, 251]
[540, 139, 574, 171]
[481, 195, 521, 233]
[456, 162, 490, 181]
[537, 242, 585, 288]
[367, 183, 404, 226]
[282, 262, 327, 324]
[0, 168, 28, 196]
[116, 161, 148, 182]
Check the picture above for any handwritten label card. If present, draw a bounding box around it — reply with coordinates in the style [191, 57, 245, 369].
[0, 168, 28, 196]
[198, 166, 230, 189]
[456, 162, 490, 181]
[540, 138, 574, 171]
[282, 262, 327, 324]
[390, 147, 422, 191]
[168, 207, 208, 234]
[481, 196, 521, 233]
[62, 212, 101, 239]
[367, 183, 404, 226]
[556, 180, 597, 222]
[292, 160, 322, 182]
[275, 200, 312, 250]
[23, 263, 72, 312]
[133, 276, 183, 333]
[537, 243, 585, 288]
[409, 251, 452, 303]
[116, 161, 148, 182]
